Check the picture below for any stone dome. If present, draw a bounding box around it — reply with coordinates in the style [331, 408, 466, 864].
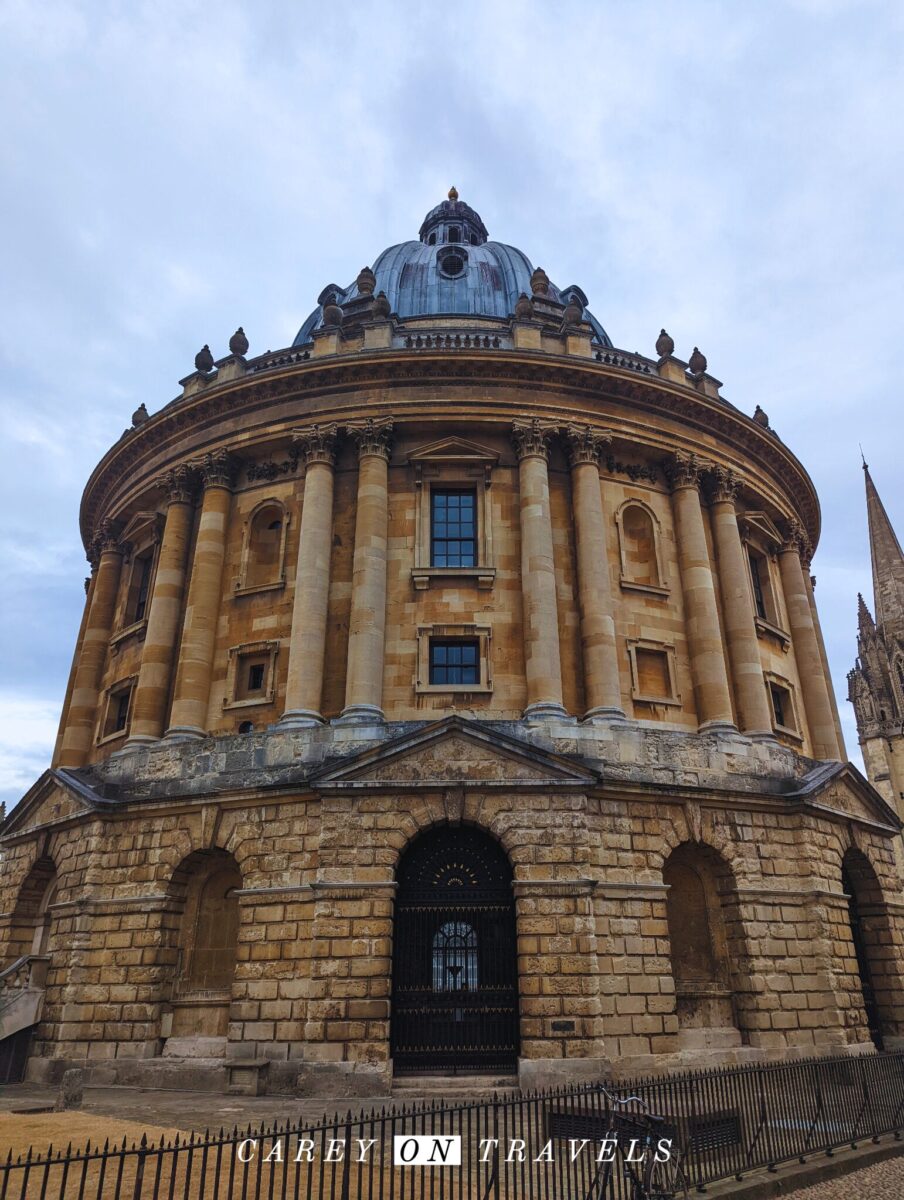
[293, 190, 613, 347]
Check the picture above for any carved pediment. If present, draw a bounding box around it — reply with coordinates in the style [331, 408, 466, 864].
[0, 770, 106, 839]
[791, 762, 901, 831]
[313, 716, 597, 791]
[407, 437, 499, 465]
[739, 511, 783, 551]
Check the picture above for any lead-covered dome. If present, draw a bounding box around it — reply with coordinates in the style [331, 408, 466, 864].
[293, 189, 613, 347]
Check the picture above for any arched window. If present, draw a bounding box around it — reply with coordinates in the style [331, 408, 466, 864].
[432, 921, 478, 991]
[238, 501, 288, 592]
[617, 501, 665, 592]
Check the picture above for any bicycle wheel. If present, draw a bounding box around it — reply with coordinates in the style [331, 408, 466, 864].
[643, 1146, 690, 1199]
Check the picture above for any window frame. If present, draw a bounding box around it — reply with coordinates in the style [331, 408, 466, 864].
[763, 671, 802, 742]
[97, 675, 138, 745]
[626, 638, 682, 708]
[409, 439, 498, 590]
[615, 499, 669, 597]
[111, 511, 165, 646]
[428, 637, 480, 686]
[234, 498, 290, 597]
[415, 624, 493, 695]
[222, 640, 281, 710]
[430, 487, 478, 569]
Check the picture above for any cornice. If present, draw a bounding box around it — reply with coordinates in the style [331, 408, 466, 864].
[79, 348, 821, 550]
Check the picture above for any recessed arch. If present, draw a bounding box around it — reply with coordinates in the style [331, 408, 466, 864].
[390, 823, 518, 1074]
[841, 846, 896, 1049]
[163, 848, 243, 1043]
[7, 855, 58, 963]
[236, 498, 289, 593]
[662, 841, 744, 1044]
[615, 499, 666, 592]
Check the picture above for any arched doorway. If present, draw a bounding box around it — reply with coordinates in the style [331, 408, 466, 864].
[842, 853, 885, 1050]
[391, 824, 519, 1075]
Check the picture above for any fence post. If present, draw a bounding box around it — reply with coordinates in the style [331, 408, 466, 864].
[131, 1133, 148, 1200]
[340, 1110, 353, 1200]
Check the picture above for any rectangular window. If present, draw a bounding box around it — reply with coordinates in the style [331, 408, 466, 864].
[247, 663, 266, 692]
[429, 639, 479, 686]
[770, 684, 787, 728]
[101, 683, 134, 740]
[431, 489, 477, 568]
[635, 648, 672, 700]
[113, 692, 130, 732]
[749, 552, 767, 620]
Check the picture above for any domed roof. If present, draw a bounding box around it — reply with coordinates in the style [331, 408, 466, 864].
[293, 190, 613, 348]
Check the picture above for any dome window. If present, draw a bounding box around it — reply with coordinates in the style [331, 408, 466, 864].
[448, 226, 461, 244]
[428, 232, 437, 245]
[438, 247, 467, 279]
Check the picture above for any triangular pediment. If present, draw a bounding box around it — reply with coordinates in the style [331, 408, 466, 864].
[790, 762, 901, 831]
[0, 769, 107, 838]
[407, 437, 499, 465]
[312, 717, 597, 790]
[739, 511, 783, 550]
[119, 510, 164, 546]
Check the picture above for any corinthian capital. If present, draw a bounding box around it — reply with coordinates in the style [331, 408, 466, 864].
[156, 463, 195, 505]
[664, 451, 704, 492]
[193, 449, 238, 489]
[564, 423, 613, 467]
[346, 417, 393, 461]
[511, 417, 557, 462]
[293, 422, 339, 466]
[706, 465, 741, 505]
[88, 518, 124, 566]
[781, 518, 811, 561]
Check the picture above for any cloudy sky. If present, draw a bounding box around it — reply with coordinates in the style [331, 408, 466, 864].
[0, 0, 902, 808]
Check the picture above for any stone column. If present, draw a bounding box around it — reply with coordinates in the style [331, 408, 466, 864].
[124, 466, 195, 746]
[708, 467, 774, 737]
[166, 451, 236, 740]
[58, 522, 125, 768]
[805, 570, 847, 759]
[52, 572, 96, 767]
[565, 424, 625, 722]
[339, 419, 393, 724]
[280, 424, 338, 727]
[667, 453, 735, 732]
[778, 523, 841, 760]
[512, 418, 566, 718]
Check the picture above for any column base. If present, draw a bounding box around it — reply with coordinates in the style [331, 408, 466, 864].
[698, 719, 739, 736]
[163, 725, 207, 742]
[582, 706, 628, 725]
[334, 704, 385, 725]
[276, 709, 325, 729]
[523, 701, 570, 720]
[746, 729, 779, 744]
[111, 733, 160, 756]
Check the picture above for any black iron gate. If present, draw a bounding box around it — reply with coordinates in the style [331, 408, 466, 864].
[391, 824, 519, 1074]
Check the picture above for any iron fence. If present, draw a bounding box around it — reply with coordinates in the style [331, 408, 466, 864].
[3, 1050, 904, 1199]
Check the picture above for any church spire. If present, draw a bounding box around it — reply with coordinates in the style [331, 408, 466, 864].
[864, 462, 904, 632]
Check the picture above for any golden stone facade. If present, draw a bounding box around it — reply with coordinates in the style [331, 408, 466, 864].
[2, 193, 903, 1096]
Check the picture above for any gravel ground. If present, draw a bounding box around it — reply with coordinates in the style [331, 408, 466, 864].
[783, 1153, 904, 1198]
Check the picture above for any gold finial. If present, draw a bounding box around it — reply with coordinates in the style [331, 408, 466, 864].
[448, 185, 459, 201]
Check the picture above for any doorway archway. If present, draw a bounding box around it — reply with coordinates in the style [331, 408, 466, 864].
[390, 824, 519, 1075]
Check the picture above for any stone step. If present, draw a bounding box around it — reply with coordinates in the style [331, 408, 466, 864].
[392, 1074, 520, 1100]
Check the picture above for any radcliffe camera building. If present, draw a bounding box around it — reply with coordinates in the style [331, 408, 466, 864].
[2, 192, 903, 1096]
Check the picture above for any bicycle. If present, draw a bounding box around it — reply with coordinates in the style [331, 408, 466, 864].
[585, 1085, 691, 1200]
